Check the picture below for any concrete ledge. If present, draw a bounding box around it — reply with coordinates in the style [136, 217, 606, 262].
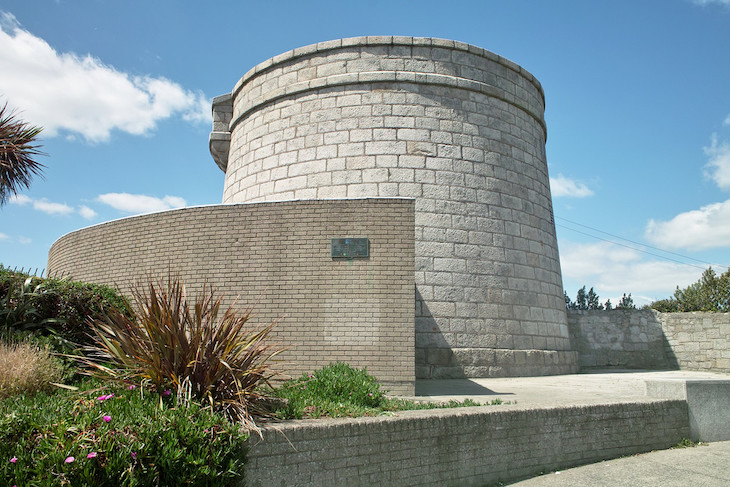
[646, 378, 730, 441]
[244, 400, 689, 486]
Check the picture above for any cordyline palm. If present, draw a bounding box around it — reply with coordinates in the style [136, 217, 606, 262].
[79, 274, 282, 431]
[0, 103, 45, 206]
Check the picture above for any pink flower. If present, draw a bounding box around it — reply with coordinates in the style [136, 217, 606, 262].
[131, 451, 137, 459]
[162, 390, 171, 397]
[10, 456, 17, 463]
[127, 385, 136, 390]
[87, 452, 97, 459]
[97, 393, 115, 401]
[103, 415, 112, 423]
[65, 456, 75, 464]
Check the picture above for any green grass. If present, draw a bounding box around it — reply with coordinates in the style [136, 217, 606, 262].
[1, 379, 248, 487]
[272, 362, 492, 419]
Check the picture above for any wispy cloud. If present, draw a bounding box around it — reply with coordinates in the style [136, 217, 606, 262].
[692, 0, 730, 6]
[9, 193, 92, 218]
[0, 12, 211, 143]
[703, 134, 730, 190]
[645, 199, 730, 251]
[0, 233, 8, 240]
[97, 193, 186, 214]
[559, 240, 704, 303]
[550, 175, 594, 198]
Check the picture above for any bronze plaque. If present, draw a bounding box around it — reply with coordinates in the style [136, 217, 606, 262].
[331, 238, 369, 258]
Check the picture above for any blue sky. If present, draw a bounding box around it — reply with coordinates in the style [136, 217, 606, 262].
[1, 0, 730, 306]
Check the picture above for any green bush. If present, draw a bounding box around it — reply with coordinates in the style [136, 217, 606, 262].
[274, 362, 387, 418]
[0, 380, 248, 486]
[0, 266, 132, 349]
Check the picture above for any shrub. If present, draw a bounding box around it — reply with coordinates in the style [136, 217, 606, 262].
[0, 266, 131, 349]
[79, 274, 281, 430]
[275, 362, 386, 418]
[0, 340, 64, 398]
[0, 380, 248, 486]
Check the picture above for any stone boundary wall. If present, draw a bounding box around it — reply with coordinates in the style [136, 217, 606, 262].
[243, 400, 689, 486]
[567, 310, 668, 369]
[47, 199, 415, 394]
[659, 312, 730, 373]
[567, 310, 730, 373]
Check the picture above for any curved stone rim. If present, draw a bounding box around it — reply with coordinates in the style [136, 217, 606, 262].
[232, 36, 545, 102]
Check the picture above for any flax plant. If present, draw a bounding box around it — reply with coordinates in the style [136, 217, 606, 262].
[80, 275, 281, 430]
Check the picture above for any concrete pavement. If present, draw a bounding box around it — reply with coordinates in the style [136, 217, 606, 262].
[507, 440, 730, 486]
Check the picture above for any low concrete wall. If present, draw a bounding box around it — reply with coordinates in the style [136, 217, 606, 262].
[659, 312, 730, 373]
[647, 378, 730, 442]
[244, 400, 689, 486]
[567, 310, 668, 369]
[48, 198, 415, 394]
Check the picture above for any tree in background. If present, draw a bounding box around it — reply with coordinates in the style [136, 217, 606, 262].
[651, 267, 730, 312]
[616, 293, 636, 309]
[565, 286, 633, 310]
[566, 286, 606, 310]
[0, 103, 44, 206]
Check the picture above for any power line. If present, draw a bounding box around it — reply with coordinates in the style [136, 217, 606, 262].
[554, 217, 729, 272]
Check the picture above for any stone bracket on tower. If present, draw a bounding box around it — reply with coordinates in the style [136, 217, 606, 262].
[209, 93, 233, 172]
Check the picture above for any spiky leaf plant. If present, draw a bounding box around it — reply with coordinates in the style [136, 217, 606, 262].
[0, 103, 45, 206]
[80, 274, 281, 431]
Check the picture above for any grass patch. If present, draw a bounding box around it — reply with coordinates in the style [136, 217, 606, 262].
[0, 339, 64, 399]
[272, 362, 491, 419]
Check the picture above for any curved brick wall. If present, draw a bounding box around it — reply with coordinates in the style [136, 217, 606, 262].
[212, 37, 578, 378]
[48, 199, 415, 395]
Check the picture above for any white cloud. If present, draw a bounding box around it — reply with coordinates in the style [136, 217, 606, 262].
[9, 193, 94, 217]
[703, 134, 730, 190]
[0, 233, 8, 240]
[550, 175, 594, 198]
[645, 198, 730, 250]
[17, 236, 31, 245]
[78, 205, 97, 220]
[559, 241, 703, 304]
[0, 12, 211, 143]
[32, 198, 74, 215]
[97, 193, 186, 214]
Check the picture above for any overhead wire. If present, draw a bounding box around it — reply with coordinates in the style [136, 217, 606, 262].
[554, 216, 729, 272]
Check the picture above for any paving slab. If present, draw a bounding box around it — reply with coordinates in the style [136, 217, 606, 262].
[412, 369, 728, 409]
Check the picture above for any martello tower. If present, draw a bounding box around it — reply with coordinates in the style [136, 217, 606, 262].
[210, 36, 578, 379]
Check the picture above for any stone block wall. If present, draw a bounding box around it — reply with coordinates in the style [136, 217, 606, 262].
[567, 309, 730, 374]
[567, 310, 669, 369]
[659, 312, 730, 373]
[243, 400, 689, 486]
[47, 198, 415, 394]
[213, 36, 577, 379]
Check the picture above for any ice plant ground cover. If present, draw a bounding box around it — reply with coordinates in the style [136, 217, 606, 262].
[0, 379, 248, 486]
